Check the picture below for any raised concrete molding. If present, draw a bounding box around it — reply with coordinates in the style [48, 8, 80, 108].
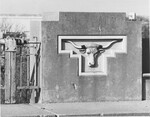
[58, 36, 127, 76]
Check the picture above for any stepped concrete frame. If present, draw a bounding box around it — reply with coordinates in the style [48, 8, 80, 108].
[41, 12, 142, 102]
[58, 36, 127, 76]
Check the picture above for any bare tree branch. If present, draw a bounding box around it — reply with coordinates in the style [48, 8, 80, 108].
[0, 18, 25, 33]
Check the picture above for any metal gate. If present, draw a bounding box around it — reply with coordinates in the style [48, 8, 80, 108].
[0, 33, 41, 104]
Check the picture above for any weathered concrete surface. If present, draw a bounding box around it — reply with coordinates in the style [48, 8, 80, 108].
[1, 104, 54, 117]
[1, 101, 150, 117]
[41, 12, 142, 102]
[37, 101, 150, 116]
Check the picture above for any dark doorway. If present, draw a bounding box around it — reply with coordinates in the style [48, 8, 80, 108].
[142, 38, 150, 73]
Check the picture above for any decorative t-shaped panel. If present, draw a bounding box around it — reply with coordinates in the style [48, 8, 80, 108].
[58, 36, 127, 76]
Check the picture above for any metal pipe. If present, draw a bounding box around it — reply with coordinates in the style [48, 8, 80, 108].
[143, 73, 150, 77]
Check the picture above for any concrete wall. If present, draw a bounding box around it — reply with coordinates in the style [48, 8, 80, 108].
[41, 12, 142, 102]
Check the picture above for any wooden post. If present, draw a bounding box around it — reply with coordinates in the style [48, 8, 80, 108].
[10, 52, 16, 103]
[5, 51, 11, 103]
[30, 21, 42, 103]
[29, 37, 37, 104]
[0, 44, 3, 90]
[20, 47, 22, 87]
[27, 46, 30, 86]
[4, 37, 16, 103]
[0, 40, 5, 90]
[0, 45, 2, 86]
[0, 56, 1, 88]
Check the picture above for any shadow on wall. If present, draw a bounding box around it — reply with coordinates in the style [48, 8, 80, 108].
[142, 38, 150, 73]
[142, 38, 150, 100]
[141, 16, 150, 100]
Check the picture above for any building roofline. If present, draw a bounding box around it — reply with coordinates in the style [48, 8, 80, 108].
[0, 14, 42, 19]
[0, 14, 42, 17]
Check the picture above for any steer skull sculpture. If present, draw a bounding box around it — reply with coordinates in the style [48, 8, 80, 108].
[67, 39, 122, 67]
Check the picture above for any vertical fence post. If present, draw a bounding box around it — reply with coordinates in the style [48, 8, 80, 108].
[0, 55, 1, 88]
[0, 52, 1, 103]
[0, 44, 3, 88]
[29, 37, 37, 103]
[4, 37, 16, 103]
[26, 46, 30, 103]
[0, 44, 2, 86]
[5, 49, 11, 103]
[20, 47, 22, 87]
[0, 40, 5, 103]
[10, 51, 16, 103]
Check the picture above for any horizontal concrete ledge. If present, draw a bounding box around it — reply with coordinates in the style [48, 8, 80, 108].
[1, 104, 55, 117]
[1, 101, 150, 117]
[60, 113, 150, 116]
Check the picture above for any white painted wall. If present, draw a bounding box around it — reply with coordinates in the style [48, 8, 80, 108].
[0, 15, 42, 33]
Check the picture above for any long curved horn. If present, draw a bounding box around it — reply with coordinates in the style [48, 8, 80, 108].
[102, 39, 122, 49]
[67, 41, 86, 49]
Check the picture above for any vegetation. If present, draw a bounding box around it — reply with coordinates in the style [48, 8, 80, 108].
[0, 18, 25, 33]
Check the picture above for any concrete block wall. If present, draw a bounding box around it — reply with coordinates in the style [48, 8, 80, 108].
[41, 12, 142, 103]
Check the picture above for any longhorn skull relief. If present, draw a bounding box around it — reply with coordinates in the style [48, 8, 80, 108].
[67, 39, 122, 67]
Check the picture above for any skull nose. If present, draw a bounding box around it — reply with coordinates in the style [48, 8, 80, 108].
[87, 53, 95, 67]
[88, 62, 94, 67]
